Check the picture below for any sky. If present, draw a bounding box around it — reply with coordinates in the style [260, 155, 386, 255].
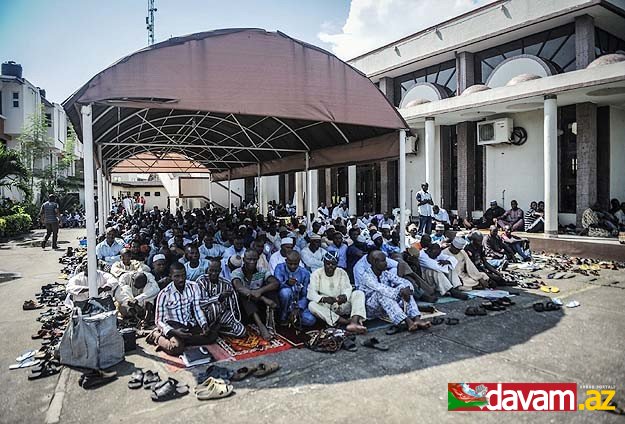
[0, 0, 489, 104]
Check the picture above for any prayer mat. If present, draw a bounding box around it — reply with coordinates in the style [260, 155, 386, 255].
[216, 325, 292, 361]
[155, 343, 233, 372]
[467, 290, 515, 299]
[434, 296, 462, 304]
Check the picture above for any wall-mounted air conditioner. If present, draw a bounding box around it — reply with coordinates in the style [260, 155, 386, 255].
[407, 135, 418, 154]
[477, 118, 513, 145]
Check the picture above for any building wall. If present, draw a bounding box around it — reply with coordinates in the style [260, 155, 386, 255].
[404, 126, 442, 215]
[610, 106, 625, 201]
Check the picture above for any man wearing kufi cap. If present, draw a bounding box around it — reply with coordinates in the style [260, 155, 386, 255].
[442, 237, 490, 289]
[307, 251, 367, 333]
[301, 233, 327, 273]
[269, 237, 300, 274]
[110, 248, 150, 278]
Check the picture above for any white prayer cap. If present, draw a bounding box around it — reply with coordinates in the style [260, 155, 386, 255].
[238, 224, 247, 229]
[452, 237, 467, 249]
[153, 254, 166, 262]
[280, 237, 294, 246]
[228, 255, 242, 268]
[381, 224, 391, 230]
[310, 233, 322, 240]
[435, 223, 445, 231]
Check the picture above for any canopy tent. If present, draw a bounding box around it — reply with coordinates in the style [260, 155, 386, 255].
[63, 28, 410, 296]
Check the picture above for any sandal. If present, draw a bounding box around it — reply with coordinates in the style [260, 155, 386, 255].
[342, 337, 358, 352]
[385, 323, 407, 335]
[23, 300, 43, 310]
[498, 297, 515, 306]
[464, 306, 487, 316]
[150, 378, 189, 402]
[481, 301, 505, 311]
[540, 286, 560, 293]
[28, 362, 61, 380]
[128, 369, 144, 389]
[195, 376, 228, 392]
[231, 366, 257, 382]
[195, 378, 234, 400]
[544, 301, 561, 311]
[199, 365, 234, 382]
[16, 349, 37, 362]
[431, 317, 445, 325]
[361, 337, 389, 351]
[142, 370, 161, 389]
[445, 318, 460, 325]
[253, 362, 280, 378]
[80, 371, 117, 390]
[533, 302, 545, 312]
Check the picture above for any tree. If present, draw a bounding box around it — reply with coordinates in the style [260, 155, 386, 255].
[0, 146, 31, 197]
[58, 125, 77, 172]
[17, 104, 53, 195]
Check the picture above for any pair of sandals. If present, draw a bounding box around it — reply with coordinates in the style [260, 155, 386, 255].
[128, 369, 162, 390]
[23, 300, 44, 310]
[482, 297, 515, 311]
[195, 377, 234, 400]
[431, 317, 460, 326]
[28, 360, 61, 380]
[230, 362, 280, 381]
[197, 365, 234, 382]
[533, 301, 561, 312]
[361, 337, 389, 351]
[151, 378, 189, 402]
[79, 370, 117, 390]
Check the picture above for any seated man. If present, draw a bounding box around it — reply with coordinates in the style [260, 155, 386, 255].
[582, 203, 619, 237]
[484, 225, 515, 263]
[199, 234, 225, 260]
[524, 201, 545, 233]
[418, 244, 466, 299]
[110, 248, 151, 278]
[497, 200, 524, 231]
[66, 259, 118, 304]
[114, 271, 159, 320]
[325, 231, 348, 269]
[405, 224, 419, 248]
[223, 236, 246, 261]
[231, 250, 280, 340]
[501, 226, 532, 262]
[95, 227, 125, 265]
[269, 237, 299, 273]
[300, 234, 326, 273]
[149, 262, 214, 356]
[250, 238, 271, 272]
[389, 252, 437, 303]
[442, 237, 490, 290]
[464, 232, 510, 286]
[195, 259, 246, 338]
[465, 200, 505, 229]
[382, 231, 402, 256]
[151, 253, 171, 290]
[308, 252, 367, 334]
[221, 254, 242, 282]
[182, 245, 210, 281]
[360, 251, 431, 331]
[432, 205, 451, 228]
[273, 251, 316, 327]
[431, 224, 447, 245]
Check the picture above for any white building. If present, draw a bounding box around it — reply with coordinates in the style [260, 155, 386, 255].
[0, 61, 84, 202]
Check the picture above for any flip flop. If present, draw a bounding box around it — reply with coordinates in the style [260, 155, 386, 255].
[28, 362, 60, 380]
[566, 300, 580, 308]
[231, 366, 257, 382]
[253, 362, 280, 378]
[540, 286, 560, 293]
[431, 317, 445, 325]
[142, 370, 161, 389]
[465, 306, 487, 316]
[195, 376, 228, 392]
[16, 349, 37, 362]
[342, 337, 358, 352]
[385, 323, 407, 335]
[361, 337, 389, 351]
[445, 318, 460, 325]
[498, 297, 515, 306]
[9, 359, 40, 370]
[195, 379, 234, 400]
[128, 369, 144, 389]
[151, 378, 189, 402]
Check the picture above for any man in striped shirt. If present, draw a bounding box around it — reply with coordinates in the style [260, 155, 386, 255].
[149, 262, 212, 356]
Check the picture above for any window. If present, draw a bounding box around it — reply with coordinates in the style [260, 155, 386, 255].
[154, 191, 161, 197]
[133, 192, 140, 197]
[475, 24, 576, 83]
[12, 92, 19, 108]
[45, 113, 52, 127]
[144, 192, 150, 196]
[393, 60, 457, 106]
[558, 105, 577, 213]
[595, 27, 625, 57]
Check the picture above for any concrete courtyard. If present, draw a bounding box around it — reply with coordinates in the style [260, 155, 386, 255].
[0, 228, 624, 424]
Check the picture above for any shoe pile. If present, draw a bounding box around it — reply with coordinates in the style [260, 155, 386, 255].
[34, 282, 67, 307]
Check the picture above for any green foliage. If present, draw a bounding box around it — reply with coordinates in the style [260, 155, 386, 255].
[0, 212, 32, 237]
[59, 125, 77, 171]
[0, 145, 31, 197]
[17, 104, 53, 195]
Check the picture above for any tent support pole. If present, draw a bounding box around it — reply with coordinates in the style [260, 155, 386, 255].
[227, 170, 232, 213]
[96, 145, 105, 235]
[399, 129, 407, 252]
[81, 104, 98, 298]
[306, 152, 312, 231]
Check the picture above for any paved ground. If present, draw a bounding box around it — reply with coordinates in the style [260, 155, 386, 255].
[1, 228, 624, 424]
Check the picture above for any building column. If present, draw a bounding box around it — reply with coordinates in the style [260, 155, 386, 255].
[208, 175, 213, 204]
[425, 117, 435, 186]
[378, 77, 395, 104]
[348, 165, 357, 215]
[399, 130, 407, 251]
[456, 121, 476, 219]
[295, 171, 304, 217]
[310, 169, 319, 221]
[455, 52, 475, 95]
[380, 161, 389, 213]
[576, 102, 598, 228]
[575, 15, 596, 70]
[81, 104, 98, 298]
[325, 168, 332, 206]
[544, 95, 559, 235]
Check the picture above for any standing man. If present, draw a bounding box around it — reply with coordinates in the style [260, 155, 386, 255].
[416, 183, 434, 235]
[40, 194, 60, 249]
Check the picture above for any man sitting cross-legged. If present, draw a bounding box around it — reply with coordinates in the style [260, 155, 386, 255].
[110, 248, 150, 278]
[114, 271, 159, 322]
[273, 251, 316, 327]
[195, 259, 246, 338]
[360, 251, 431, 331]
[230, 250, 280, 341]
[307, 252, 367, 334]
[149, 262, 214, 356]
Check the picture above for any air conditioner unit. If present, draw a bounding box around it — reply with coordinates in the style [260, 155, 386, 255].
[407, 135, 418, 154]
[477, 118, 513, 145]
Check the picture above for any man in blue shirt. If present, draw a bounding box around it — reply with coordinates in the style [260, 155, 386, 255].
[273, 251, 316, 327]
[326, 232, 348, 269]
[96, 227, 125, 265]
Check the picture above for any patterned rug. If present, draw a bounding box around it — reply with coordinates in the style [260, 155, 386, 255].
[216, 325, 292, 360]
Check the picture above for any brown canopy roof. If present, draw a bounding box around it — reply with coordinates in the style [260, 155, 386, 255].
[63, 29, 407, 178]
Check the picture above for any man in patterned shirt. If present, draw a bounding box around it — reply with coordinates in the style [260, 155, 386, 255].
[231, 250, 280, 341]
[195, 259, 246, 338]
[149, 262, 212, 356]
[360, 251, 431, 332]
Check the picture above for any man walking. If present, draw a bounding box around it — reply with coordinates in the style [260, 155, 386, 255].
[40, 194, 60, 249]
